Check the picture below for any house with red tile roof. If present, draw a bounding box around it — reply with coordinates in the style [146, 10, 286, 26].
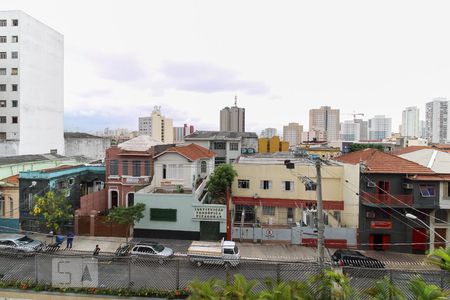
[334, 148, 445, 253]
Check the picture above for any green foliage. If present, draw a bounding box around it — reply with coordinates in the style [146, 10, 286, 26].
[364, 276, 406, 300]
[426, 247, 450, 272]
[409, 277, 449, 300]
[348, 143, 384, 152]
[188, 278, 221, 300]
[30, 190, 73, 233]
[106, 203, 145, 242]
[221, 274, 259, 300]
[207, 164, 237, 204]
[309, 270, 354, 300]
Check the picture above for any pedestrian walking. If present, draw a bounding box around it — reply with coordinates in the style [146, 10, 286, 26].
[66, 232, 74, 249]
[93, 244, 100, 256]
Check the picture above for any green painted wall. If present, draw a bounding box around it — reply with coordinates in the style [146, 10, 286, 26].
[0, 158, 84, 180]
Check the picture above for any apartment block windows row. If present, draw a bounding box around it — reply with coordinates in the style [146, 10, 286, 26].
[0, 68, 19, 75]
[0, 19, 18, 27]
[0, 52, 18, 59]
[0, 85, 18, 92]
[0, 100, 18, 108]
[0, 116, 17, 124]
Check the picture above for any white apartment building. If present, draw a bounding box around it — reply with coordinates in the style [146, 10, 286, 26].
[0, 11, 64, 156]
[340, 120, 360, 142]
[426, 98, 450, 144]
[138, 106, 174, 143]
[282, 122, 303, 146]
[309, 106, 340, 142]
[368, 115, 392, 140]
[401, 106, 420, 138]
[260, 127, 277, 139]
[354, 119, 368, 141]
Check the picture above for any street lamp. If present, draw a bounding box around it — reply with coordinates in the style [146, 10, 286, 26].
[405, 213, 448, 247]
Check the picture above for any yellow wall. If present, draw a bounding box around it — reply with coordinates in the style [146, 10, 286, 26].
[280, 141, 289, 152]
[258, 138, 269, 153]
[269, 136, 280, 153]
[0, 186, 19, 219]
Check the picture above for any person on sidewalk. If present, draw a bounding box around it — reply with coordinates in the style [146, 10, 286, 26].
[66, 232, 74, 249]
[93, 244, 100, 256]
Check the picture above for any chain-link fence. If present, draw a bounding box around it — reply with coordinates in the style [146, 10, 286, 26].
[0, 250, 448, 299]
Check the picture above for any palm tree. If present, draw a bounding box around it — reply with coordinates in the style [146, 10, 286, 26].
[221, 274, 259, 300]
[309, 270, 354, 300]
[364, 276, 406, 300]
[258, 279, 293, 300]
[426, 247, 450, 272]
[409, 277, 449, 300]
[188, 278, 222, 300]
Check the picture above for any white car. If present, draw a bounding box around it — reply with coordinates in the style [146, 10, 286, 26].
[0, 234, 44, 254]
[129, 242, 174, 262]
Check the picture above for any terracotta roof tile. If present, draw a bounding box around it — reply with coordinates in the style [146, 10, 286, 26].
[391, 146, 433, 155]
[157, 144, 216, 161]
[40, 165, 83, 173]
[2, 174, 19, 184]
[334, 149, 434, 174]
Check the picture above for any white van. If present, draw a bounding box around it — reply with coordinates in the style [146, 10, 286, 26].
[187, 239, 240, 267]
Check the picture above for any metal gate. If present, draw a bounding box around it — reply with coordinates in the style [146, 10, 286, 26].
[200, 221, 220, 241]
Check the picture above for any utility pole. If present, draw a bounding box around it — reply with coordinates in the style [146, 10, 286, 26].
[315, 159, 325, 268]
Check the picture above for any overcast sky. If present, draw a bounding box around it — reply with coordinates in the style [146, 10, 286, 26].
[5, 0, 450, 134]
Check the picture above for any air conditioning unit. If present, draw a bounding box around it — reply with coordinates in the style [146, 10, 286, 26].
[367, 181, 376, 188]
[403, 183, 413, 189]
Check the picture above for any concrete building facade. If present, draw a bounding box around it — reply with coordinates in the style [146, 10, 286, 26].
[283, 122, 303, 146]
[138, 106, 174, 143]
[426, 98, 449, 144]
[260, 128, 277, 139]
[64, 132, 111, 160]
[340, 120, 361, 142]
[220, 100, 245, 132]
[0, 11, 64, 156]
[402, 106, 420, 138]
[309, 106, 340, 142]
[368, 115, 392, 141]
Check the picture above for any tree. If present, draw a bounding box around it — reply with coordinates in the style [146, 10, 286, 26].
[309, 270, 354, 300]
[188, 278, 222, 300]
[348, 143, 384, 152]
[426, 247, 450, 272]
[31, 190, 73, 234]
[207, 164, 237, 204]
[409, 277, 449, 300]
[221, 274, 259, 300]
[364, 276, 406, 300]
[106, 203, 145, 243]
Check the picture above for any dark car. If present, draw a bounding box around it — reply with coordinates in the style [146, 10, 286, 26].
[331, 249, 385, 268]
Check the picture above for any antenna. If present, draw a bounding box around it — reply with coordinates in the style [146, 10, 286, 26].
[234, 95, 237, 106]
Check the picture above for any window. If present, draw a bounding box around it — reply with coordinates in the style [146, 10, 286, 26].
[262, 206, 275, 216]
[9, 197, 13, 217]
[213, 142, 226, 150]
[162, 164, 167, 179]
[0, 36, 5, 43]
[150, 208, 177, 222]
[12, 84, 18, 91]
[144, 160, 151, 176]
[12, 19, 18, 26]
[11, 68, 18, 75]
[11, 51, 18, 59]
[0, 116, 6, 123]
[11, 36, 18, 43]
[11, 100, 17, 107]
[127, 193, 134, 207]
[283, 181, 294, 191]
[0, 195, 4, 216]
[224, 248, 234, 254]
[305, 183, 317, 191]
[0, 69, 6, 75]
[0, 85, 5, 91]
[110, 160, 118, 175]
[68, 178, 75, 186]
[122, 160, 128, 175]
[419, 184, 436, 197]
[0, 52, 6, 59]
[201, 161, 207, 173]
[132, 160, 141, 177]
[230, 142, 239, 151]
[12, 116, 18, 124]
[260, 180, 272, 190]
[0, 100, 5, 107]
[0, 20, 6, 27]
[377, 181, 390, 194]
[238, 179, 250, 189]
[435, 209, 448, 223]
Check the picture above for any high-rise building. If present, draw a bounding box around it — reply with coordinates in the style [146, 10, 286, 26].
[340, 120, 360, 141]
[138, 106, 174, 143]
[354, 119, 368, 141]
[309, 106, 340, 142]
[401, 106, 420, 138]
[173, 123, 195, 143]
[426, 98, 450, 144]
[0, 11, 64, 156]
[220, 97, 245, 132]
[368, 115, 392, 140]
[283, 122, 303, 146]
[419, 120, 426, 139]
[260, 128, 277, 139]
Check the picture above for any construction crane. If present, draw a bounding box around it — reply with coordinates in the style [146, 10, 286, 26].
[343, 112, 364, 121]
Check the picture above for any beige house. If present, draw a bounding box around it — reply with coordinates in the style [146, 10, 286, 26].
[0, 175, 20, 231]
[231, 153, 348, 228]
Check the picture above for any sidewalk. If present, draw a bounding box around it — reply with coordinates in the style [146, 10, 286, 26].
[35, 234, 127, 253]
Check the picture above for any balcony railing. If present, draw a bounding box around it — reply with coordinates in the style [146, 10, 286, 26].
[360, 191, 413, 207]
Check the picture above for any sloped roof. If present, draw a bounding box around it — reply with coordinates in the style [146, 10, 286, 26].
[64, 132, 102, 139]
[0, 153, 65, 166]
[1, 174, 19, 185]
[334, 148, 434, 174]
[185, 131, 258, 139]
[391, 146, 433, 156]
[155, 143, 216, 161]
[399, 149, 450, 174]
[118, 135, 165, 151]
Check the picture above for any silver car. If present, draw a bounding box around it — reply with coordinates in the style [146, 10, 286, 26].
[130, 242, 174, 262]
[0, 234, 44, 254]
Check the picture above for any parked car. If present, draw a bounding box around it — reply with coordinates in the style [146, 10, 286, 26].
[115, 242, 174, 263]
[0, 234, 44, 254]
[331, 249, 385, 268]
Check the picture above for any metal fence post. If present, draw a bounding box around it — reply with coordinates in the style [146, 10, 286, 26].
[276, 263, 281, 284]
[176, 259, 180, 290]
[34, 254, 38, 285]
[128, 258, 132, 289]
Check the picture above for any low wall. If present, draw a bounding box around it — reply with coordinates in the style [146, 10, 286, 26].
[79, 189, 108, 216]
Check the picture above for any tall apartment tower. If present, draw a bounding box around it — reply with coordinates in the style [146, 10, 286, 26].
[173, 123, 195, 143]
[340, 120, 361, 141]
[0, 11, 64, 156]
[354, 119, 368, 141]
[426, 98, 450, 144]
[309, 106, 340, 142]
[368, 115, 392, 140]
[220, 97, 245, 132]
[138, 106, 174, 143]
[283, 122, 303, 146]
[401, 106, 420, 138]
[260, 128, 277, 139]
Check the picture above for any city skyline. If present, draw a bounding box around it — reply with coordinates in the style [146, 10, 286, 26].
[3, 1, 450, 135]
